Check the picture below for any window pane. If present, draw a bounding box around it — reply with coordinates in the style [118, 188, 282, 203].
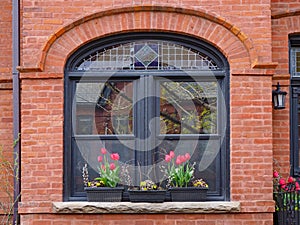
[72, 139, 135, 194]
[75, 81, 133, 135]
[157, 138, 221, 195]
[160, 81, 217, 134]
[297, 52, 300, 73]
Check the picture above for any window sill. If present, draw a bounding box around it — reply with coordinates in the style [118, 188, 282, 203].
[53, 201, 240, 214]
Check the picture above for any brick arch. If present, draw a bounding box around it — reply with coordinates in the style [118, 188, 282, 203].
[41, 6, 256, 73]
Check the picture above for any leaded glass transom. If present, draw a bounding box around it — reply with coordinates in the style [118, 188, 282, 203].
[74, 41, 220, 71]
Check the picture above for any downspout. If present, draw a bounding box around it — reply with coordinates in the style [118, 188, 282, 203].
[12, 0, 20, 223]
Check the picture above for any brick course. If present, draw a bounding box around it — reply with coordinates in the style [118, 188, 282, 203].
[19, 1, 275, 224]
[0, 0, 12, 78]
[19, 213, 273, 225]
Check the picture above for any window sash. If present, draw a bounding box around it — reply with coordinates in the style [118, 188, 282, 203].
[64, 34, 229, 202]
[67, 74, 227, 200]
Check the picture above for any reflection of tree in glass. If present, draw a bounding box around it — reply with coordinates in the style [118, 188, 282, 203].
[160, 82, 217, 134]
[95, 81, 133, 135]
[92, 80, 217, 135]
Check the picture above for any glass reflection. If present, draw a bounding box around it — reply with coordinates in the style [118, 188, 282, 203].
[160, 81, 217, 134]
[75, 81, 133, 135]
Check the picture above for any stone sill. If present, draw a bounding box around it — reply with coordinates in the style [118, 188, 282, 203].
[53, 201, 240, 214]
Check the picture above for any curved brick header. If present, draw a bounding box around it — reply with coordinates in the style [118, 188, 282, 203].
[20, 6, 256, 73]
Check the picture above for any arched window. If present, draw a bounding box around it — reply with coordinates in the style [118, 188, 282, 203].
[64, 33, 230, 201]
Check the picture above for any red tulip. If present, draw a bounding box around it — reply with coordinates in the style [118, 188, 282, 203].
[169, 151, 175, 159]
[273, 170, 279, 178]
[176, 155, 184, 165]
[101, 148, 107, 154]
[279, 178, 286, 186]
[296, 182, 300, 191]
[110, 153, 120, 161]
[283, 185, 288, 191]
[101, 164, 106, 171]
[97, 155, 103, 162]
[288, 176, 294, 183]
[185, 153, 191, 161]
[165, 154, 171, 163]
[109, 163, 116, 170]
[180, 155, 186, 163]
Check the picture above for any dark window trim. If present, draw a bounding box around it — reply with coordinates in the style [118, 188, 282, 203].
[290, 85, 300, 176]
[289, 34, 300, 176]
[64, 32, 230, 201]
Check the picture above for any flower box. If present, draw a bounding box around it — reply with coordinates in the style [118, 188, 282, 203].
[128, 190, 166, 203]
[84, 187, 124, 202]
[169, 187, 208, 202]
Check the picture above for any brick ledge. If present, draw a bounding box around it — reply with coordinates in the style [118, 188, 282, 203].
[52, 201, 240, 214]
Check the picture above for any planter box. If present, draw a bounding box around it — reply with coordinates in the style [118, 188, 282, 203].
[169, 187, 208, 202]
[274, 192, 300, 225]
[128, 190, 166, 203]
[84, 187, 124, 202]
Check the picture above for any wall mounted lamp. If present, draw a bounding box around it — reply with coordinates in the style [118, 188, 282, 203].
[272, 82, 287, 110]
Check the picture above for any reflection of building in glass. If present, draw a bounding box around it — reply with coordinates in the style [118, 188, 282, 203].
[76, 81, 133, 135]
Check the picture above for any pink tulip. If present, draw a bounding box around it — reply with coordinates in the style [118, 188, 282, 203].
[279, 178, 286, 186]
[109, 163, 116, 170]
[180, 155, 186, 163]
[185, 153, 191, 161]
[169, 151, 175, 159]
[97, 155, 103, 162]
[273, 170, 279, 178]
[101, 164, 106, 171]
[101, 148, 107, 154]
[288, 176, 294, 183]
[165, 154, 171, 163]
[296, 182, 300, 191]
[110, 153, 120, 161]
[283, 185, 288, 191]
[176, 155, 183, 165]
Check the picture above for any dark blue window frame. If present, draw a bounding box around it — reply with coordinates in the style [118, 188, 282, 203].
[290, 35, 300, 176]
[64, 32, 230, 201]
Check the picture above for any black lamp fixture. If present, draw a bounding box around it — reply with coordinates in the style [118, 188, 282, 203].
[272, 82, 287, 110]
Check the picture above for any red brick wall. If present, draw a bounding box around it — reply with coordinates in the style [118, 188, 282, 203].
[16, 0, 281, 224]
[231, 75, 273, 204]
[0, 0, 13, 222]
[0, 0, 12, 79]
[272, 0, 300, 19]
[0, 0, 13, 150]
[20, 1, 272, 70]
[271, 2, 300, 176]
[20, 213, 273, 225]
[21, 78, 63, 203]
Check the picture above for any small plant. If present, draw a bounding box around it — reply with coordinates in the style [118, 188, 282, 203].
[192, 179, 209, 188]
[273, 170, 300, 213]
[163, 150, 208, 188]
[139, 180, 158, 191]
[273, 170, 300, 193]
[83, 147, 121, 188]
[0, 141, 20, 225]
